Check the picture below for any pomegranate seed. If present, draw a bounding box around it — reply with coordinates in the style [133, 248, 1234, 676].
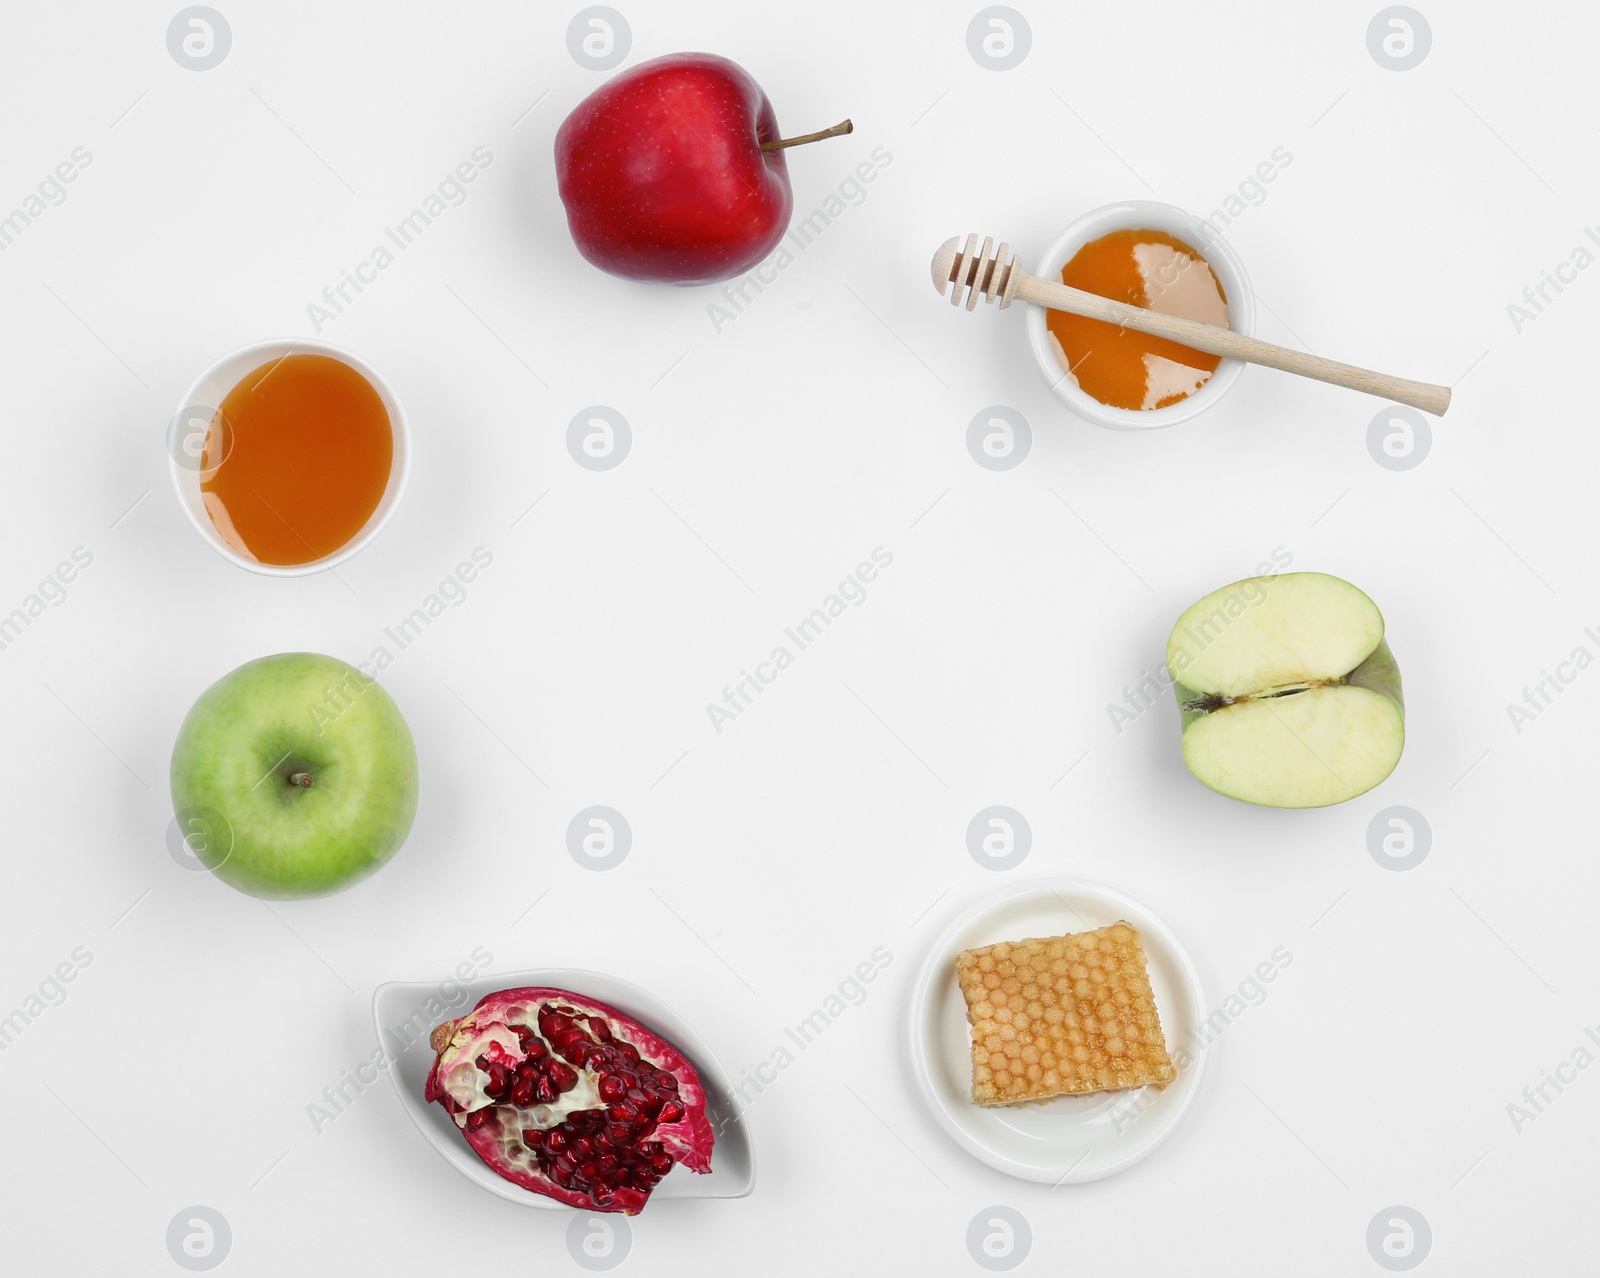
[523, 1129, 543, 1148]
[649, 1152, 673, 1174]
[626, 1089, 656, 1112]
[534, 1076, 557, 1103]
[611, 1102, 637, 1124]
[619, 1043, 640, 1062]
[659, 1102, 685, 1123]
[590, 1019, 613, 1043]
[510, 1077, 536, 1107]
[545, 1129, 567, 1151]
[573, 1136, 594, 1157]
[465, 1110, 489, 1132]
[580, 1161, 599, 1180]
[475, 1055, 490, 1070]
[599, 1076, 625, 1103]
[548, 1063, 579, 1091]
[524, 1039, 547, 1061]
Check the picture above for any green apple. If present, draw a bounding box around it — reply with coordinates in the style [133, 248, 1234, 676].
[1165, 572, 1403, 809]
[169, 652, 419, 897]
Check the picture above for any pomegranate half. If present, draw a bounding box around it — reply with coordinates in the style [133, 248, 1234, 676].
[426, 986, 715, 1214]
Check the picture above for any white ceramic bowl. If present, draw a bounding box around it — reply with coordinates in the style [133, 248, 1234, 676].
[167, 337, 410, 576]
[908, 877, 1208, 1183]
[1026, 201, 1255, 429]
[373, 967, 756, 1208]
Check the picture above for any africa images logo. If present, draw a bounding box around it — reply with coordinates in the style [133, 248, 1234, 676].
[706, 548, 893, 733]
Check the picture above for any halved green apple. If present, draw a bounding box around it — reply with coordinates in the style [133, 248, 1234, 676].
[1165, 572, 1403, 808]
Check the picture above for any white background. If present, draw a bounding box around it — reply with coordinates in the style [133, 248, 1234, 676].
[0, 0, 1594, 1272]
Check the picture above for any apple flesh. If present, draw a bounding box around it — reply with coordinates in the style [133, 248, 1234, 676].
[1165, 573, 1403, 808]
[555, 52, 847, 284]
[169, 653, 419, 898]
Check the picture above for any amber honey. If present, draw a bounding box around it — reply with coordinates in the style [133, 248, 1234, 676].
[201, 354, 393, 566]
[1045, 229, 1229, 412]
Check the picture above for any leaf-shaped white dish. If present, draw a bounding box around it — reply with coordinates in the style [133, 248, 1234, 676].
[373, 967, 755, 1207]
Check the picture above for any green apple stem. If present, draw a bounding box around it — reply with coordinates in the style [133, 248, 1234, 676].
[288, 771, 314, 789]
[760, 119, 853, 153]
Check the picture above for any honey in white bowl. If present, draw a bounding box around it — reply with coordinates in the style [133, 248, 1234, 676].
[1045, 229, 1229, 412]
[201, 354, 393, 566]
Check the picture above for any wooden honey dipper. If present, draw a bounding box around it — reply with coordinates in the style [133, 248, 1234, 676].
[931, 235, 1450, 416]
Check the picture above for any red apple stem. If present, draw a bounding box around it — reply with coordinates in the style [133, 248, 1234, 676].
[760, 119, 853, 153]
[289, 771, 314, 789]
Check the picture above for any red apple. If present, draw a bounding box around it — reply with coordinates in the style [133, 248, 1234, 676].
[554, 52, 850, 285]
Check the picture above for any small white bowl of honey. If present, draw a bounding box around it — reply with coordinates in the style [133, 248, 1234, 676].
[167, 338, 411, 576]
[1027, 201, 1256, 429]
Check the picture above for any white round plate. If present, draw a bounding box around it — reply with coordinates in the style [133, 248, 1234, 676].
[908, 878, 1208, 1184]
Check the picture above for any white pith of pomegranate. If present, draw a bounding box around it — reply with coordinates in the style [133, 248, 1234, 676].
[425, 986, 715, 1214]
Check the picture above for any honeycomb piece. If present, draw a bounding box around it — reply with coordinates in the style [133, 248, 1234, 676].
[955, 921, 1176, 1106]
